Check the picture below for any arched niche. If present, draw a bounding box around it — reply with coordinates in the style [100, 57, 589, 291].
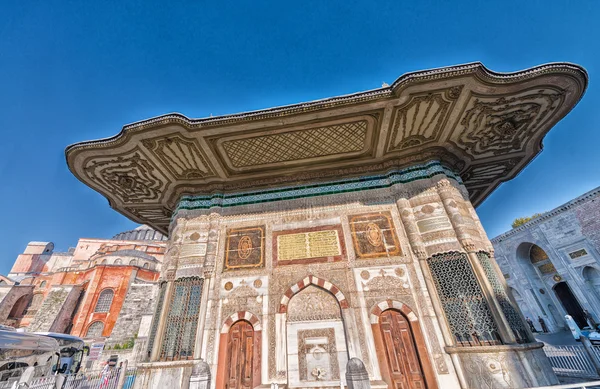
[514, 242, 563, 330]
[285, 284, 347, 387]
[583, 266, 600, 302]
[553, 281, 587, 328]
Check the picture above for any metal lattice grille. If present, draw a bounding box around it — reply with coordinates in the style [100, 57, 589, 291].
[86, 321, 104, 337]
[428, 251, 502, 346]
[477, 252, 530, 343]
[160, 277, 203, 361]
[147, 282, 166, 359]
[94, 289, 114, 312]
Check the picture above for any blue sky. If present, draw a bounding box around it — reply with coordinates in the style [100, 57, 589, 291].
[1, 1, 599, 274]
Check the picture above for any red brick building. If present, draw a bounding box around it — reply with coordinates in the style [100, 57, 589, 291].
[0, 226, 166, 342]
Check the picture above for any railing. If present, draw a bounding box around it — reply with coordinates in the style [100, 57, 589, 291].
[0, 365, 55, 389]
[526, 380, 600, 389]
[63, 367, 138, 389]
[0, 366, 139, 389]
[544, 345, 600, 379]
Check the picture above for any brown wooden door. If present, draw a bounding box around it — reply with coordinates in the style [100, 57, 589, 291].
[226, 321, 254, 389]
[380, 310, 426, 389]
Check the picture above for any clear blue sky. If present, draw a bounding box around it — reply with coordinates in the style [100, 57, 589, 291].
[1, 1, 599, 274]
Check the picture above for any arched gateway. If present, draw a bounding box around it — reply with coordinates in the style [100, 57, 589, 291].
[66, 62, 587, 389]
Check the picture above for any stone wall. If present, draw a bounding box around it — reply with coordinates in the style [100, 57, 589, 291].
[108, 281, 160, 345]
[492, 186, 600, 332]
[29, 285, 82, 332]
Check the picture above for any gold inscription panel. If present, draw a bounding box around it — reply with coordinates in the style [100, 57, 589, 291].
[278, 230, 341, 261]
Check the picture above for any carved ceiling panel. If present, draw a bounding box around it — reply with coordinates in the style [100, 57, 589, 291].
[82, 148, 169, 204]
[141, 134, 216, 179]
[454, 88, 564, 157]
[211, 115, 378, 173]
[386, 86, 462, 152]
[66, 62, 587, 233]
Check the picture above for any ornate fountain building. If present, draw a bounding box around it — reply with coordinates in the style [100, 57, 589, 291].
[66, 62, 587, 389]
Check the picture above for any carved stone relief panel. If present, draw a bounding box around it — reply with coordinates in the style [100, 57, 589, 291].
[349, 212, 402, 259]
[297, 328, 340, 382]
[287, 285, 341, 322]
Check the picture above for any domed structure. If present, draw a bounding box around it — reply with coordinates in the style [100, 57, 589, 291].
[112, 225, 167, 241]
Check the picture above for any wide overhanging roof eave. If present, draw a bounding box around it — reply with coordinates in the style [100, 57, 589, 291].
[65, 62, 588, 233]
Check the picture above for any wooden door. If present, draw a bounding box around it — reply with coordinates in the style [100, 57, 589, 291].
[226, 321, 254, 389]
[380, 310, 426, 389]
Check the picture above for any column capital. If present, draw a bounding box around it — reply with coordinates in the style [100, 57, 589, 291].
[460, 239, 477, 253]
[166, 268, 176, 282]
[436, 178, 454, 190]
[412, 248, 428, 260]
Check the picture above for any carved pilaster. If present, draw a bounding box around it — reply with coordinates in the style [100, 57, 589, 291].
[396, 197, 455, 347]
[437, 181, 516, 344]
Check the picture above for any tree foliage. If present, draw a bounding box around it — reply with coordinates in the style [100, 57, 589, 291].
[511, 213, 543, 229]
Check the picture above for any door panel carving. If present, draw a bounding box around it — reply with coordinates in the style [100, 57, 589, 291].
[226, 321, 254, 389]
[380, 310, 426, 389]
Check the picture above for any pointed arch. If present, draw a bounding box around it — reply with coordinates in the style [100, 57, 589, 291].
[369, 299, 418, 323]
[279, 275, 348, 313]
[221, 310, 261, 333]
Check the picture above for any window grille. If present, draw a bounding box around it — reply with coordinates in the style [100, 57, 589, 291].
[477, 252, 530, 343]
[147, 282, 167, 360]
[86, 321, 104, 337]
[94, 289, 114, 312]
[569, 249, 588, 259]
[160, 277, 203, 361]
[427, 251, 501, 346]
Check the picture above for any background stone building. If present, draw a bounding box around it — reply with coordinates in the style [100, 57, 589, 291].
[0, 225, 167, 349]
[492, 186, 600, 333]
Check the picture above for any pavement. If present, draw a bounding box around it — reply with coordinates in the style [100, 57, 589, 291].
[534, 330, 578, 346]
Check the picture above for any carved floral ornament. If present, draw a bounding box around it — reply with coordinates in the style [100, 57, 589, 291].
[66, 63, 587, 233]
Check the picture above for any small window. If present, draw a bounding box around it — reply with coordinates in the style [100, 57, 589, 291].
[94, 289, 114, 312]
[86, 321, 104, 337]
[40, 281, 47, 288]
[142, 263, 149, 269]
[569, 249, 588, 259]
[129, 259, 137, 266]
[114, 258, 122, 265]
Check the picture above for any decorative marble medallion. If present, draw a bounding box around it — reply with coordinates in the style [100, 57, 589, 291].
[224, 226, 265, 270]
[349, 212, 401, 258]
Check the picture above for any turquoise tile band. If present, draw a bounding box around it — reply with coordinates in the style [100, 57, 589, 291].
[174, 161, 461, 213]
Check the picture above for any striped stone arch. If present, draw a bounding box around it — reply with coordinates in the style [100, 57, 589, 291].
[370, 300, 418, 324]
[279, 275, 348, 313]
[221, 311, 262, 333]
